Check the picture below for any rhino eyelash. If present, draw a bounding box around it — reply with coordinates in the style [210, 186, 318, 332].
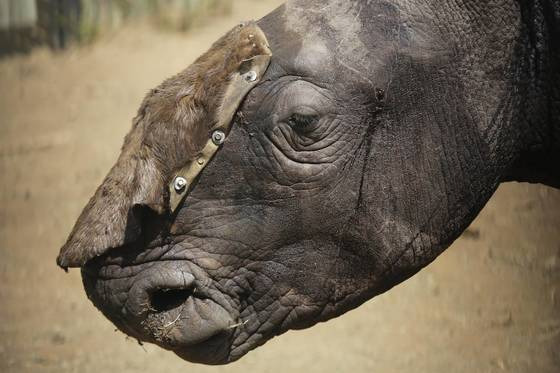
[286, 113, 319, 131]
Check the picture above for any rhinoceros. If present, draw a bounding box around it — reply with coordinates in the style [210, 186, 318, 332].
[57, 0, 560, 365]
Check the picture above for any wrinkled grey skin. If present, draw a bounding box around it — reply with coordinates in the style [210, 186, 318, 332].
[60, 0, 559, 365]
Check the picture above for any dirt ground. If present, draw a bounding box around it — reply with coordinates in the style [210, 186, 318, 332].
[1, 1, 559, 372]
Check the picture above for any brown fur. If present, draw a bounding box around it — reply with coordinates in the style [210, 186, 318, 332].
[57, 21, 270, 269]
[136, 21, 269, 161]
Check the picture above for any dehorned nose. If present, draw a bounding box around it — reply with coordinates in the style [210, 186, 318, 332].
[56, 188, 140, 269]
[57, 152, 166, 270]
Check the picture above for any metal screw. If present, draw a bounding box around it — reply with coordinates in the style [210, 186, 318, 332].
[244, 70, 257, 82]
[211, 130, 226, 145]
[173, 176, 187, 192]
[196, 156, 205, 165]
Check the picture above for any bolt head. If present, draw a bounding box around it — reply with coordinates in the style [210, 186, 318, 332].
[244, 70, 257, 82]
[173, 176, 187, 192]
[211, 130, 226, 145]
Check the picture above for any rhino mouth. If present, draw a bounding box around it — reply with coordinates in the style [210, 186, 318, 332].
[81, 253, 239, 365]
[150, 287, 196, 313]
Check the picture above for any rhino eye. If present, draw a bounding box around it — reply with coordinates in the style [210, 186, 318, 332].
[286, 113, 319, 133]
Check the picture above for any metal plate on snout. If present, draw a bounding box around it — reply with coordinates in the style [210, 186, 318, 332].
[168, 52, 271, 213]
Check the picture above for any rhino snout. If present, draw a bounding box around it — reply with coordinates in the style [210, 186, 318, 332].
[82, 261, 236, 364]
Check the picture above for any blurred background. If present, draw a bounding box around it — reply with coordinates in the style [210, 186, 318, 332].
[0, 1, 559, 372]
[1, 0, 235, 56]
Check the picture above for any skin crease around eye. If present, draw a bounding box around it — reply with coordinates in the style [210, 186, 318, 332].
[271, 78, 331, 121]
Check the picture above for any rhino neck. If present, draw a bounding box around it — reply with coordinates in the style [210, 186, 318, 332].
[502, 0, 560, 187]
[420, 0, 560, 187]
[335, 0, 560, 292]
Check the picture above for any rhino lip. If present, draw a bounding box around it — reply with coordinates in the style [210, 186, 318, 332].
[81, 257, 238, 363]
[173, 331, 234, 364]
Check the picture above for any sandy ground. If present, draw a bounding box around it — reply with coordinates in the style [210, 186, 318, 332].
[1, 1, 559, 372]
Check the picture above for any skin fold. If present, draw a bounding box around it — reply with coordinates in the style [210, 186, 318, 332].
[57, 0, 559, 365]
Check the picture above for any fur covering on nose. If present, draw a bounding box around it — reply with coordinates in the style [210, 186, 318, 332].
[56, 128, 168, 269]
[57, 22, 271, 269]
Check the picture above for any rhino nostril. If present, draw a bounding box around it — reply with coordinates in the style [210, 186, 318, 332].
[150, 288, 193, 313]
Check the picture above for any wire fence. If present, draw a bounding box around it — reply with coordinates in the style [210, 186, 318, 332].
[0, 0, 233, 57]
